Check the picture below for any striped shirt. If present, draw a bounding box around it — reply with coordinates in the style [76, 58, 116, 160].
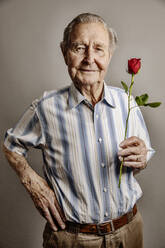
[4, 82, 155, 223]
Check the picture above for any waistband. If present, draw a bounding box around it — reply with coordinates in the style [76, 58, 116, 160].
[65, 204, 137, 236]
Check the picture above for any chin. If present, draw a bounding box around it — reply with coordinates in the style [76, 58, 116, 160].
[81, 80, 97, 85]
[76, 76, 103, 86]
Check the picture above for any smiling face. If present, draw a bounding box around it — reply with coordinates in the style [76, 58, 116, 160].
[62, 22, 112, 87]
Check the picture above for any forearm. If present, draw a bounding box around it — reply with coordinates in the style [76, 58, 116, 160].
[3, 145, 66, 230]
[3, 145, 44, 192]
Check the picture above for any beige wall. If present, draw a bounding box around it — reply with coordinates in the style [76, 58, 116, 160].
[0, 0, 164, 247]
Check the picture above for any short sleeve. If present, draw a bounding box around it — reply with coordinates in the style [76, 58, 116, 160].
[129, 97, 155, 162]
[4, 99, 45, 157]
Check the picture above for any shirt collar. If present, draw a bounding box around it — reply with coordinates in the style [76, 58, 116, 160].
[103, 82, 116, 108]
[68, 83, 85, 108]
[68, 82, 116, 109]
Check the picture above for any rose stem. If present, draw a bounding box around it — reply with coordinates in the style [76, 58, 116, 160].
[118, 73, 134, 187]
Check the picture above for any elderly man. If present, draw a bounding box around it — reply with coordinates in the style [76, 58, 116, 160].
[3, 13, 154, 248]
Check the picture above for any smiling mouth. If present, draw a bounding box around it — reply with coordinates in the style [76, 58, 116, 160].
[79, 69, 98, 72]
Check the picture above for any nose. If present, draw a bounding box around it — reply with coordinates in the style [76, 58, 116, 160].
[83, 47, 95, 64]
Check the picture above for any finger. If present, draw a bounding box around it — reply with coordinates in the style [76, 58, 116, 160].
[123, 161, 147, 169]
[119, 136, 140, 148]
[118, 156, 124, 162]
[118, 146, 140, 157]
[118, 154, 144, 162]
[49, 204, 66, 230]
[119, 136, 144, 148]
[36, 205, 46, 218]
[54, 197, 66, 222]
[44, 208, 58, 232]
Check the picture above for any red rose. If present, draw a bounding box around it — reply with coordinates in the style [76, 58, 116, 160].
[128, 58, 141, 74]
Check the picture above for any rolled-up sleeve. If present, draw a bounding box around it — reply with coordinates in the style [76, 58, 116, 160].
[4, 99, 45, 157]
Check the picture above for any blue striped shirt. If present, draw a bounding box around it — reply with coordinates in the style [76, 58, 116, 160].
[4, 82, 155, 223]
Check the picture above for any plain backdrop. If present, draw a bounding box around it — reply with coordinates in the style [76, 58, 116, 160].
[0, 0, 165, 247]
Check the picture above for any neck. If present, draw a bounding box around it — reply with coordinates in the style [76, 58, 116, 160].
[75, 81, 104, 106]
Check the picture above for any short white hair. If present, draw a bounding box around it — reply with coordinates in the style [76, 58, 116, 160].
[61, 13, 118, 54]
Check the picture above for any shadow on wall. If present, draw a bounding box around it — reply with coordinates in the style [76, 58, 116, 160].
[158, 0, 165, 4]
[0, 0, 10, 5]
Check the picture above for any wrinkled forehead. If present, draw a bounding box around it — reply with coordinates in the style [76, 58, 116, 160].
[69, 22, 110, 46]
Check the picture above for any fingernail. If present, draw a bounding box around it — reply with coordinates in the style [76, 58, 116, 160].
[61, 224, 66, 229]
[118, 156, 122, 161]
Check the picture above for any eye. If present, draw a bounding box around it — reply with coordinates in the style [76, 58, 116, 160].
[96, 47, 103, 51]
[95, 47, 105, 55]
[77, 46, 85, 51]
[72, 45, 86, 54]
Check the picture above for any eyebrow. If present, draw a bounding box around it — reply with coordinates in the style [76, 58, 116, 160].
[94, 42, 107, 47]
[70, 42, 107, 48]
[70, 42, 85, 46]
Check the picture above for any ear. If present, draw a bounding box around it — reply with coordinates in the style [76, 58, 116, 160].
[108, 50, 113, 64]
[60, 42, 68, 65]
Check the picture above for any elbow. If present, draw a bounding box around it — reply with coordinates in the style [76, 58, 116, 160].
[2, 144, 12, 155]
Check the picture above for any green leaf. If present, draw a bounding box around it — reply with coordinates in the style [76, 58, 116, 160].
[140, 94, 149, 104]
[121, 81, 128, 94]
[135, 96, 144, 106]
[144, 102, 162, 108]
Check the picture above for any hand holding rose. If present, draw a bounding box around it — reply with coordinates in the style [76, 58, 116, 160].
[118, 136, 147, 171]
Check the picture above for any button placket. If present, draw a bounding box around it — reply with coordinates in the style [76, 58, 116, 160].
[94, 103, 110, 221]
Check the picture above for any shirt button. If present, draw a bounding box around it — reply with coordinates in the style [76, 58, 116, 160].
[98, 137, 102, 143]
[103, 187, 107, 192]
[96, 114, 99, 119]
[104, 212, 108, 217]
[101, 163, 105, 168]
